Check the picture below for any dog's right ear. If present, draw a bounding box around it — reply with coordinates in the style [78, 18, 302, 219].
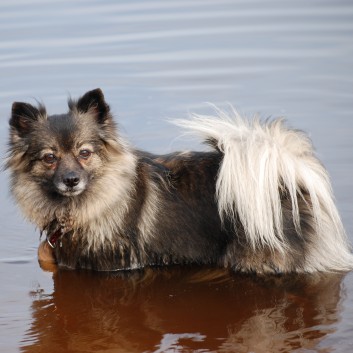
[10, 102, 45, 136]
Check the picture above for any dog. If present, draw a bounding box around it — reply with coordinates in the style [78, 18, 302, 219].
[6, 88, 353, 273]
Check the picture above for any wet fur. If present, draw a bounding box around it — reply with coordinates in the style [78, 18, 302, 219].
[7, 89, 353, 273]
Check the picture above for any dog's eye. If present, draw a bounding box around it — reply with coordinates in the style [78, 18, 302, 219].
[79, 149, 92, 159]
[42, 153, 57, 164]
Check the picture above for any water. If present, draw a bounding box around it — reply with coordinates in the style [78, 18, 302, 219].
[1, 0, 353, 352]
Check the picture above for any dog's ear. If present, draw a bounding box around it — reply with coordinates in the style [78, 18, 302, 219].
[74, 88, 110, 124]
[10, 102, 45, 136]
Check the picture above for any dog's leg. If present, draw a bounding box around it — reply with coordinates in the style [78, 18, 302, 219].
[38, 241, 57, 272]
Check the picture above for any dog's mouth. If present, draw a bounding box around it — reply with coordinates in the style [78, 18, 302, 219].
[59, 188, 85, 197]
[55, 182, 87, 197]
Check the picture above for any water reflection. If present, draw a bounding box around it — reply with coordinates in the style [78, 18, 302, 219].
[21, 267, 345, 353]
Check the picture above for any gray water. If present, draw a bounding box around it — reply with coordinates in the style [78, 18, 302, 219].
[1, 1, 353, 352]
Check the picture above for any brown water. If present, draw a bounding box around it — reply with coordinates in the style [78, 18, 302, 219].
[18, 268, 350, 352]
[1, 1, 353, 352]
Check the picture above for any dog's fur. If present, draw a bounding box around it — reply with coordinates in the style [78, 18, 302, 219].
[6, 88, 353, 273]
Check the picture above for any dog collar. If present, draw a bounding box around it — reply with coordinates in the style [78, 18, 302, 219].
[46, 227, 63, 248]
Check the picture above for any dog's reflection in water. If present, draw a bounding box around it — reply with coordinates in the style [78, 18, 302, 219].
[22, 267, 345, 353]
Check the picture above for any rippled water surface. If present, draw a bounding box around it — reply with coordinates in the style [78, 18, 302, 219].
[1, 1, 353, 352]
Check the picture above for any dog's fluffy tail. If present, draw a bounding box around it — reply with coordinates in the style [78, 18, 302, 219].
[174, 108, 353, 272]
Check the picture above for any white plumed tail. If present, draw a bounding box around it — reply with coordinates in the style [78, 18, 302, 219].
[174, 108, 353, 272]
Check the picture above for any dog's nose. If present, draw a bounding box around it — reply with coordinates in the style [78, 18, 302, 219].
[63, 172, 80, 187]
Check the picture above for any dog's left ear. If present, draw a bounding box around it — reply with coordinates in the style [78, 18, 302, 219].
[73, 88, 110, 124]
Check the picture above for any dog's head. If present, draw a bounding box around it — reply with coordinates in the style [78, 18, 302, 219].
[8, 88, 121, 198]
